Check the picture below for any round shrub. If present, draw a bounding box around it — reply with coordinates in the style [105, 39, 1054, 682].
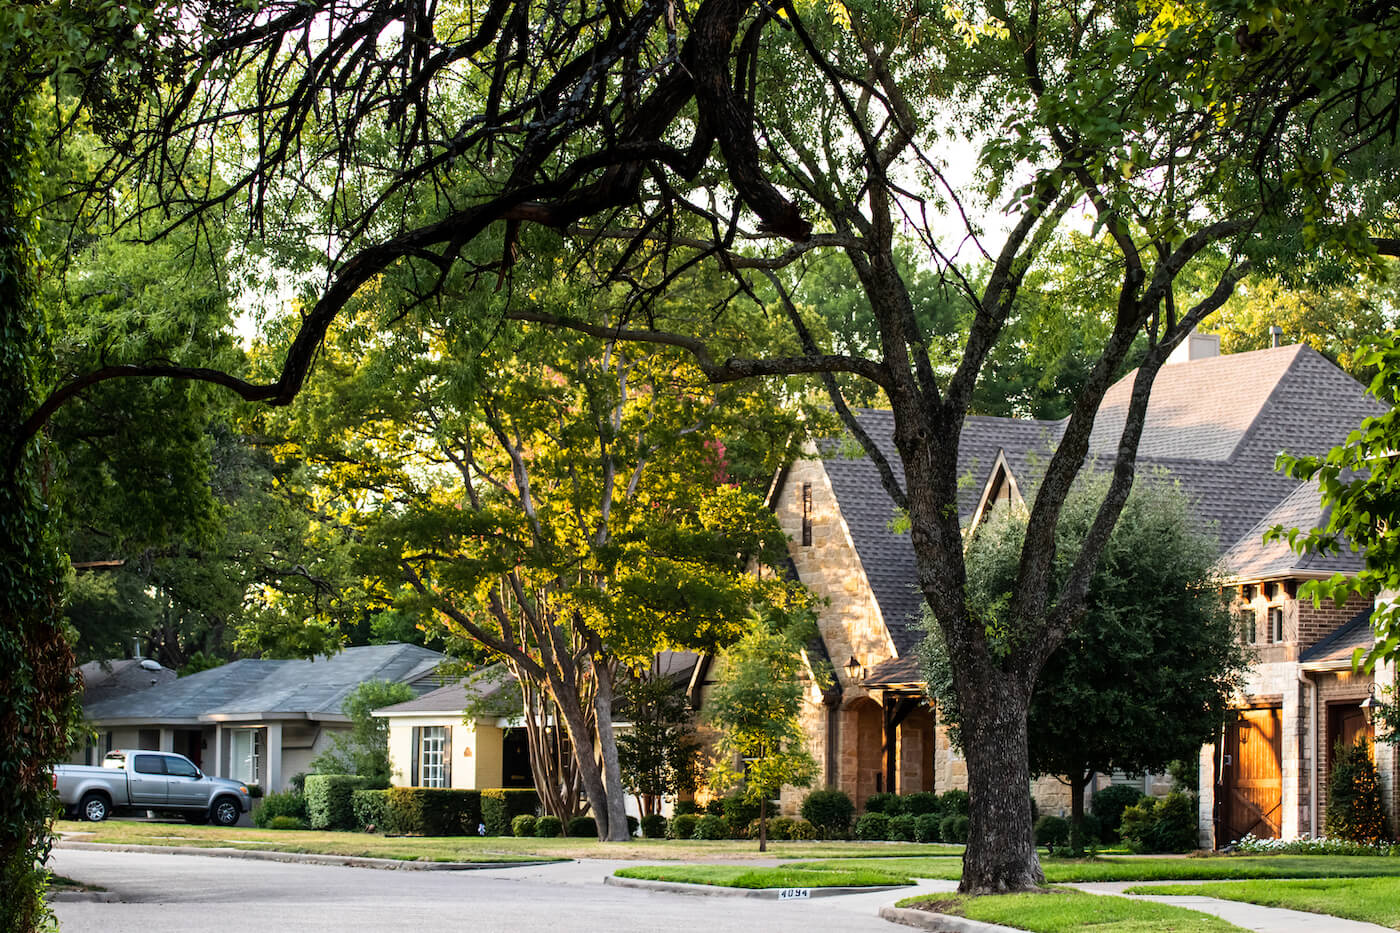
[1091, 784, 1147, 843]
[913, 813, 941, 843]
[789, 819, 818, 840]
[801, 789, 855, 839]
[640, 814, 667, 839]
[864, 792, 903, 815]
[512, 814, 538, 837]
[903, 792, 941, 816]
[939, 814, 970, 844]
[938, 790, 971, 817]
[267, 815, 308, 830]
[535, 815, 563, 838]
[668, 813, 700, 840]
[254, 790, 308, 828]
[1119, 792, 1198, 853]
[855, 812, 890, 841]
[566, 815, 597, 838]
[1034, 814, 1070, 850]
[887, 814, 917, 842]
[693, 814, 729, 840]
[765, 816, 796, 840]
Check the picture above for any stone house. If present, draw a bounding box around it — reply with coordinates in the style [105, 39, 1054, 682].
[755, 338, 1395, 843]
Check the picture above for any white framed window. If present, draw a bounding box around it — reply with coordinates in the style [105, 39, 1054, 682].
[419, 726, 446, 788]
[1267, 606, 1284, 644]
[230, 729, 263, 784]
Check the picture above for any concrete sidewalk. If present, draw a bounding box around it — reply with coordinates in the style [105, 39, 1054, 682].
[1070, 881, 1394, 933]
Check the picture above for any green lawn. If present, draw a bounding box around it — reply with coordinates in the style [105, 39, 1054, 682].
[895, 889, 1246, 932]
[55, 819, 960, 862]
[615, 864, 913, 888]
[791, 854, 1400, 882]
[1131, 877, 1400, 928]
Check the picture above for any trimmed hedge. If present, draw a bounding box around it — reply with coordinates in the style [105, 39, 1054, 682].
[267, 815, 308, 830]
[512, 814, 538, 837]
[801, 789, 855, 839]
[1035, 814, 1070, 850]
[481, 788, 540, 836]
[668, 813, 699, 840]
[640, 814, 667, 839]
[693, 814, 728, 840]
[305, 775, 372, 830]
[855, 812, 889, 840]
[939, 790, 970, 816]
[939, 813, 970, 844]
[351, 789, 391, 832]
[902, 792, 941, 816]
[567, 815, 597, 838]
[254, 790, 308, 828]
[864, 792, 903, 815]
[535, 815, 563, 838]
[381, 787, 482, 836]
[886, 813, 917, 842]
[913, 812, 941, 843]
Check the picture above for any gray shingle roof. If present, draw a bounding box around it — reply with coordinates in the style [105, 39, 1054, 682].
[79, 659, 177, 706]
[1217, 480, 1366, 580]
[373, 663, 517, 716]
[814, 344, 1385, 662]
[83, 644, 446, 722]
[1301, 606, 1374, 665]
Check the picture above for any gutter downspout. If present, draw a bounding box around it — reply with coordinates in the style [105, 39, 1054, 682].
[1298, 669, 1318, 838]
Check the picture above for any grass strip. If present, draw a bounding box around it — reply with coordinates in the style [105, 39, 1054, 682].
[614, 864, 912, 889]
[55, 819, 959, 862]
[1128, 876, 1400, 928]
[895, 888, 1247, 932]
[790, 854, 1400, 882]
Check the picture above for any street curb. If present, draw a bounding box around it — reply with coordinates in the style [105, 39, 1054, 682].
[603, 874, 910, 899]
[53, 840, 559, 872]
[47, 890, 120, 903]
[879, 905, 1026, 933]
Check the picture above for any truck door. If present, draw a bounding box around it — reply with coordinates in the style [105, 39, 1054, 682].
[129, 754, 169, 805]
[164, 754, 206, 806]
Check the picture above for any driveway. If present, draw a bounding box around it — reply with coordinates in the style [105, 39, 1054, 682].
[49, 848, 910, 932]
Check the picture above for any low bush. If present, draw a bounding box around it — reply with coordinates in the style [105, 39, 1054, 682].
[887, 814, 917, 842]
[902, 792, 941, 816]
[266, 815, 308, 830]
[535, 815, 563, 838]
[913, 813, 941, 843]
[1091, 784, 1148, 843]
[382, 788, 481, 835]
[1071, 813, 1103, 852]
[305, 775, 372, 831]
[789, 819, 818, 840]
[1235, 833, 1396, 856]
[668, 813, 699, 840]
[481, 788, 540, 836]
[254, 790, 308, 828]
[939, 790, 971, 817]
[801, 789, 855, 839]
[705, 799, 726, 816]
[1035, 815, 1071, 850]
[1120, 792, 1198, 853]
[512, 814, 538, 837]
[567, 815, 597, 838]
[864, 792, 903, 815]
[764, 816, 796, 840]
[350, 789, 391, 832]
[722, 794, 760, 836]
[640, 813, 667, 839]
[939, 813, 970, 844]
[855, 812, 890, 841]
[693, 814, 729, 840]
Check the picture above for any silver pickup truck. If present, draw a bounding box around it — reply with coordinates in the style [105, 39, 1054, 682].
[56, 750, 252, 826]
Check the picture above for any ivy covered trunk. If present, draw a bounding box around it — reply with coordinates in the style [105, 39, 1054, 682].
[0, 93, 81, 932]
[957, 684, 1043, 893]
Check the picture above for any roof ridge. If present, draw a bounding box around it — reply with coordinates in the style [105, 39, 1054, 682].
[1219, 343, 1310, 463]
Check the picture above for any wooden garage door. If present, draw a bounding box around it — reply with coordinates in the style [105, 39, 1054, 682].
[1220, 707, 1282, 843]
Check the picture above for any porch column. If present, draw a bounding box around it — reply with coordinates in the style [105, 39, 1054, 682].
[265, 723, 283, 791]
[159, 727, 174, 752]
[212, 724, 224, 779]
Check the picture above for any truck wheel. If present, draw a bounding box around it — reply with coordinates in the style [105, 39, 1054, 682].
[211, 797, 241, 827]
[80, 793, 110, 823]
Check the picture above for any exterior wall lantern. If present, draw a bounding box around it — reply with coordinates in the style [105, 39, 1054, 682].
[1361, 685, 1381, 725]
[845, 655, 864, 686]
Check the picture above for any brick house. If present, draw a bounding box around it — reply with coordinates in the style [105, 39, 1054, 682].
[750, 338, 1394, 843]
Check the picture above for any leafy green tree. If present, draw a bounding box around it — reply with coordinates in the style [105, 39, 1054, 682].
[1270, 336, 1400, 671]
[922, 477, 1247, 853]
[310, 680, 415, 786]
[705, 609, 820, 852]
[1325, 739, 1390, 844]
[618, 670, 702, 819]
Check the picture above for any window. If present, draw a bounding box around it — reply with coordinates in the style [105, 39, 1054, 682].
[419, 726, 446, 788]
[1239, 610, 1257, 645]
[166, 756, 199, 778]
[1267, 606, 1284, 644]
[230, 729, 262, 784]
[801, 483, 813, 546]
[133, 755, 165, 775]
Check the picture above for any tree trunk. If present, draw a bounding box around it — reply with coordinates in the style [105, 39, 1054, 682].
[592, 660, 631, 841]
[758, 797, 767, 853]
[958, 688, 1043, 893]
[553, 691, 612, 840]
[1069, 772, 1091, 856]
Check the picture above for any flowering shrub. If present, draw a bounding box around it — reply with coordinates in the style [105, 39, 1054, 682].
[1234, 834, 1398, 856]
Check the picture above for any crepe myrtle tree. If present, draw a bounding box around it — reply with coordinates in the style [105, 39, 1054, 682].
[13, 0, 1400, 895]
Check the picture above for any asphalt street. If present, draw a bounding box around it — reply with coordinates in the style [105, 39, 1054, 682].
[49, 848, 916, 932]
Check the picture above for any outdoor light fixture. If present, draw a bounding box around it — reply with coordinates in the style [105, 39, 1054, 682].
[846, 655, 863, 685]
[1361, 685, 1381, 725]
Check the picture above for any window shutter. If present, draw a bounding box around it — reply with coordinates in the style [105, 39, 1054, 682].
[410, 726, 421, 787]
[443, 726, 452, 788]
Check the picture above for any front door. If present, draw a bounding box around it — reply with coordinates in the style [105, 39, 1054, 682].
[1219, 707, 1282, 844]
